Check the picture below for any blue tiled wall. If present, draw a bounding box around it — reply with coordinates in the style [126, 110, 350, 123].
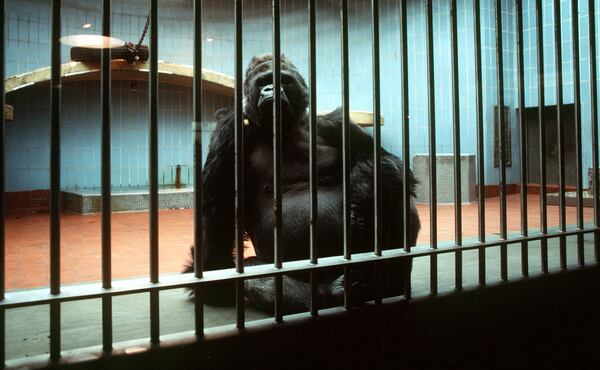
[6, 80, 228, 191]
[4, 0, 599, 191]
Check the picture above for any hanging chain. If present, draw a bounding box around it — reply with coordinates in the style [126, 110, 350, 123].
[125, 11, 151, 63]
[136, 11, 151, 50]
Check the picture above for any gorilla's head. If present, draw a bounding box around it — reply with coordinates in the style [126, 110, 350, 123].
[243, 54, 309, 128]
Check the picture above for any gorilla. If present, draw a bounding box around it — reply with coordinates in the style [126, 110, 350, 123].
[185, 54, 420, 314]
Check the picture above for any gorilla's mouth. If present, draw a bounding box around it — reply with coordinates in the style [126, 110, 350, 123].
[257, 84, 291, 122]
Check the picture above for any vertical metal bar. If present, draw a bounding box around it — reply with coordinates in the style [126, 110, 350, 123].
[101, 0, 113, 352]
[372, 0, 383, 306]
[372, 0, 382, 258]
[50, 301, 60, 360]
[149, 0, 159, 285]
[425, 0, 437, 295]
[340, 0, 351, 310]
[536, 0, 548, 273]
[193, 0, 204, 335]
[400, 0, 412, 298]
[0, 3, 3, 361]
[234, 0, 245, 328]
[150, 290, 159, 344]
[0, 0, 5, 302]
[473, 0, 486, 286]
[193, 0, 203, 281]
[450, 0, 462, 291]
[0, 309, 4, 367]
[101, 0, 112, 291]
[50, 0, 61, 360]
[341, 0, 350, 260]
[571, 0, 584, 266]
[272, 0, 283, 323]
[102, 296, 112, 352]
[50, 0, 61, 297]
[516, 0, 529, 277]
[308, 0, 318, 317]
[553, 0, 567, 270]
[149, 0, 160, 345]
[589, 0, 600, 263]
[495, 0, 508, 281]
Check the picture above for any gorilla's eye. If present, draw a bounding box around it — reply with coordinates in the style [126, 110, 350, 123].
[281, 74, 296, 85]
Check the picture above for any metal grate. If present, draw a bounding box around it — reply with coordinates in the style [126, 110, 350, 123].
[0, 0, 599, 368]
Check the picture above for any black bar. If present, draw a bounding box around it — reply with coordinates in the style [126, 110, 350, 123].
[340, 0, 351, 309]
[516, 0, 528, 277]
[50, 301, 60, 361]
[341, 0, 350, 261]
[589, 0, 600, 263]
[0, 0, 5, 301]
[149, 0, 159, 284]
[101, 0, 113, 352]
[150, 290, 159, 344]
[50, 0, 61, 296]
[553, 0, 566, 270]
[273, 0, 282, 270]
[193, 0, 203, 279]
[450, 0, 462, 291]
[536, 0, 548, 273]
[101, 0, 112, 290]
[571, 0, 584, 266]
[425, 0, 437, 295]
[148, 0, 160, 346]
[372, 0, 382, 257]
[495, 0, 508, 281]
[49, 0, 61, 360]
[193, 0, 204, 336]
[473, 0, 486, 286]
[102, 295, 112, 352]
[234, 0, 245, 328]
[371, 0, 383, 305]
[236, 280, 244, 329]
[400, 0, 412, 296]
[308, 0, 318, 317]
[273, 0, 283, 322]
[194, 286, 203, 337]
[0, 309, 4, 367]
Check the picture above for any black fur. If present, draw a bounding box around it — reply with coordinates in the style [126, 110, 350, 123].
[184, 54, 420, 314]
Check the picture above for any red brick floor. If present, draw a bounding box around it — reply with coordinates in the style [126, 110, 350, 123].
[4, 193, 594, 291]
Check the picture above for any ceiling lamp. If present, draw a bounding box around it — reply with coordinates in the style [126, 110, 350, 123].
[60, 34, 124, 49]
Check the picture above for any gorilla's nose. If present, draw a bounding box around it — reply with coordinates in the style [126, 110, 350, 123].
[260, 84, 285, 99]
[261, 84, 274, 98]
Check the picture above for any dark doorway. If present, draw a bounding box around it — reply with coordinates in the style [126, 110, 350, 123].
[523, 104, 577, 187]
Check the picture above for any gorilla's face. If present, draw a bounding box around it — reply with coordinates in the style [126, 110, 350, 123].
[243, 55, 309, 129]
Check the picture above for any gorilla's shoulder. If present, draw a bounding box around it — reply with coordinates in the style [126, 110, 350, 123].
[318, 107, 343, 124]
[215, 107, 235, 123]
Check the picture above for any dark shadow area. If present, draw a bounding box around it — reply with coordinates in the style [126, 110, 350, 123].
[56, 264, 600, 370]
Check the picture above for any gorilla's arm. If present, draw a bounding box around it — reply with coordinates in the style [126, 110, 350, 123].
[201, 108, 236, 271]
[316, 107, 374, 155]
[243, 257, 345, 314]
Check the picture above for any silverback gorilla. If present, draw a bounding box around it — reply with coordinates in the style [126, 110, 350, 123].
[185, 54, 420, 314]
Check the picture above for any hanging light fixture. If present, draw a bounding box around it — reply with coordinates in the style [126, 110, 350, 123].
[62, 11, 150, 63]
[60, 34, 125, 49]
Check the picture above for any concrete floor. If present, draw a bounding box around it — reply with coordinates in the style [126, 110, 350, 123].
[5, 229, 597, 362]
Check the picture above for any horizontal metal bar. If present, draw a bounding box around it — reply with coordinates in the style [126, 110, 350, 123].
[2, 227, 598, 310]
